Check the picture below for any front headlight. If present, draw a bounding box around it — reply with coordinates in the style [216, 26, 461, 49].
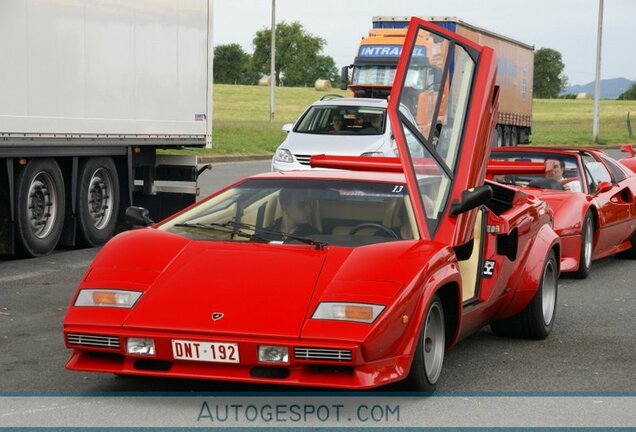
[274, 148, 294, 163]
[312, 302, 385, 323]
[74, 289, 142, 308]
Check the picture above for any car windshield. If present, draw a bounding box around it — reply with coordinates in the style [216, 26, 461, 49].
[490, 152, 583, 192]
[352, 65, 397, 87]
[159, 179, 419, 247]
[295, 105, 386, 136]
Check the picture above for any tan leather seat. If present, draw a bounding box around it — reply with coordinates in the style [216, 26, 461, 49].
[458, 209, 485, 302]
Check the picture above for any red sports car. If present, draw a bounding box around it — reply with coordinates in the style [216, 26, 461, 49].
[63, 18, 560, 391]
[489, 147, 636, 278]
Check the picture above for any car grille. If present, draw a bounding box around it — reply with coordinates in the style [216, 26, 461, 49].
[294, 347, 352, 361]
[293, 154, 312, 166]
[67, 333, 120, 349]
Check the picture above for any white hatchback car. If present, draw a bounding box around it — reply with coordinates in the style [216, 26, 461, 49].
[272, 97, 396, 171]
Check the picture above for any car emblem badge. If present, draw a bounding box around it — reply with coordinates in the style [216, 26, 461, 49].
[211, 312, 224, 321]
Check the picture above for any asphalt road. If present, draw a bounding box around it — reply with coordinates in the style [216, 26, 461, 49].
[1, 152, 635, 393]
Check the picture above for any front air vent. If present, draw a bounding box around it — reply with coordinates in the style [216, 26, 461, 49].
[67, 333, 120, 349]
[294, 154, 312, 166]
[294, 347, 352, 362]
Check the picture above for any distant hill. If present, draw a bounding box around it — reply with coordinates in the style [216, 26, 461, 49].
[561, 77, 634, 99]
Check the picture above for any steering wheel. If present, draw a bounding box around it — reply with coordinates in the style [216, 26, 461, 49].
[349, 223, 398, 239]
[528, 177, 564, 191]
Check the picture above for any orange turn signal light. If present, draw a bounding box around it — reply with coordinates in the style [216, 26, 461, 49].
[92, 292, 117, 305]
[345, 305, 373, 321]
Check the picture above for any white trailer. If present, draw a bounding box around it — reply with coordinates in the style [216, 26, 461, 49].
[0, 0, 213, 257]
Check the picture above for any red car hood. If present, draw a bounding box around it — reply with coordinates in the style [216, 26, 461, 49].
[121, 240, 327, 338]
[82, 229, 431, 339]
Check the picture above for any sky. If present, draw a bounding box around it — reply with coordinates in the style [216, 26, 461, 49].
[213, 0, 635, 86]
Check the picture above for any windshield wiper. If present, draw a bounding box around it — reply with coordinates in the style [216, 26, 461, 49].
[224, 220, 328, 251]
[173, 222, 269, 243]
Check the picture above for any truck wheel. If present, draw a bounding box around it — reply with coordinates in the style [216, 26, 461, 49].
[15, 159, 66, 257]
[77, 157, 120, 247]
[491, 251, 558, 340]
[572, 213, 594, 278]
[404, 294, 445, 392]
[496, 126, 503, 147]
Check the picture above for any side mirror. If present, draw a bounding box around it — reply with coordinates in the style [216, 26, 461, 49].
[281, 123, 293, 133]
[340, 66, 349, 90]
[595, 181, 612, 194]
[125, 206, 154, 227]
[450, 185, 493, 217]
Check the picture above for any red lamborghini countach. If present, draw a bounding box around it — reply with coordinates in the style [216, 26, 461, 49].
[64, 18, 560, 391]
[489, 147, 636, 278]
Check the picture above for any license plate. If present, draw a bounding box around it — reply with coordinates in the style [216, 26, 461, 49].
[171, 339, 239, 363]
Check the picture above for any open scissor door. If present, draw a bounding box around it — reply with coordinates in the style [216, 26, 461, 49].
[387, 17, 499, 246]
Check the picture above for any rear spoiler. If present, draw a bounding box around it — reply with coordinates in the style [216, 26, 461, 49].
[620, 144, 636, 158]
[486, 160, 544, 176]
[310, 154, 442, 175]
[310, 155, 403, 172]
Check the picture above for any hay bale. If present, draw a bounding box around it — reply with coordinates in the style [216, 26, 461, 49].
[314, 79, 332, 91]
[258, 76, 271, 86]
[576, 92, 592, 100]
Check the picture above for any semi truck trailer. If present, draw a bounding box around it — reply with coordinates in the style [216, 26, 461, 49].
[341, 16, 534, 145]
[0, 0, 213, 257]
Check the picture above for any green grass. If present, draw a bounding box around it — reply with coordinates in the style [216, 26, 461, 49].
[174, 84, 636, 156]
[532, 99, 636, 146]
[209, 85, 348, 155]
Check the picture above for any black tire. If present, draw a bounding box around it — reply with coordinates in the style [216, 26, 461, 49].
[76, 157, 120, 247]
[15, 158, 66, 257]
[491, 251, 558, 340]
[572, 212, 594, 278]
[403, 294, 445, 392]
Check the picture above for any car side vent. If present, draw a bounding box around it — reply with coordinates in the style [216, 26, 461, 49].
[294, 154, 312, 166]
[486, 182, 515, 215]
[67, 333, 120, 349]
[294, 347, 352, 361]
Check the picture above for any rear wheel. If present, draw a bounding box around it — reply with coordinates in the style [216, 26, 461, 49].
[617, 230, 636, 259]
[404, 295, 445, 392]
[572, 213, 593, 279]
[491, 251, 558, 339]
[15, 159, 66, 257]
[77, 157, 120, 247]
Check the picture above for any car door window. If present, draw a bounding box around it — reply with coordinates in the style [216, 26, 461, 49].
[602, 156, 627, 183]
[582, 154, 612, 193]
[394, 26, 477, 234]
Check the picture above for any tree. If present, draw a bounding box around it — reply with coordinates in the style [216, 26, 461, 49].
[252, 21, 338, 87]
[618, 83, 636, 100]
[213, 44, 259, 85]
[533, 47, 568, 98]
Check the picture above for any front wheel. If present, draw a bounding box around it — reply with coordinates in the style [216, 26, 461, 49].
[572, 213, 594, 279]
[491, 251, 558, 340]
[404, 295, 445, 392]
